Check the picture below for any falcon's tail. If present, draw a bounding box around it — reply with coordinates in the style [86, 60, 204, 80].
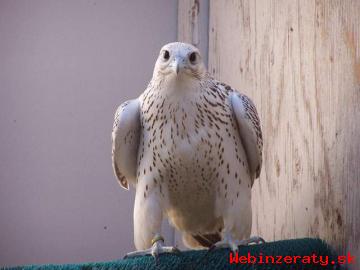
[184, 233, 221, 248]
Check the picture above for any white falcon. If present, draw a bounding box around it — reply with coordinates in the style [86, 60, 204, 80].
[112, 42, 264, 258]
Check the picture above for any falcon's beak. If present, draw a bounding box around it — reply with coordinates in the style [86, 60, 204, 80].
[175, 62, 180, 75]
[171, 57, 182, 75]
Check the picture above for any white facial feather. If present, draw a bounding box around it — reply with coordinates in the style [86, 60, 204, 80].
[152, 42, 206, 80]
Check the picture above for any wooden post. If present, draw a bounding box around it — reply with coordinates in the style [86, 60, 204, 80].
[178, 0, 200, 45]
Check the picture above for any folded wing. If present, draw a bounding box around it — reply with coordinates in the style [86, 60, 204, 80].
[111, 99, 141, 189]
[230, 92, 263, 183]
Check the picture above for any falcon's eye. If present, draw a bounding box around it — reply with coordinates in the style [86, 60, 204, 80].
[163, 50, 170, 61]
[189, 52, 197, 63]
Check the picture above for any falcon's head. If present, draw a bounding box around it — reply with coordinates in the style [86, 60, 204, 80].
[153, 42, 206, 80]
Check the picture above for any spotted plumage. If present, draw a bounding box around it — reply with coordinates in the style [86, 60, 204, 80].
[112, 42, 263, 253]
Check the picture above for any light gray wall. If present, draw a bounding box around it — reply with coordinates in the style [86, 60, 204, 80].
[0, 0, 177, 266]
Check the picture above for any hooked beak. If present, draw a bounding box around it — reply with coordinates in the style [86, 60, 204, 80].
[171, 57, 181, 75]
[175, 62, 179, 74]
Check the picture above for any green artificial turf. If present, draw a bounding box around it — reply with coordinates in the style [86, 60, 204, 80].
[3, 238, 343, 270]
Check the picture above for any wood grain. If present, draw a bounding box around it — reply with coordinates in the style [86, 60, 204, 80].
[208, 0, 360, 258]
[178, 0, 200, 46]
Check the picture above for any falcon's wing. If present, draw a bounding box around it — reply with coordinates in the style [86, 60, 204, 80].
[111, 99, 141, 190]
[230, 92, 263, 182]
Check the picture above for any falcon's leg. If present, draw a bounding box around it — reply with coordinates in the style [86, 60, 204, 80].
[211, 231, 265, 252]
[212, 187, 264, 253]
[211, 230, 239, 252]
[124, 188, 179, 260]
[125, 234, 180, 260]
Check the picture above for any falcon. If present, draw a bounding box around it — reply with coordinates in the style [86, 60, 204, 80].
[112, 42, 264, 258]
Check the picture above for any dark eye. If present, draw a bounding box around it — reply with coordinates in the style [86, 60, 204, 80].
[189, 52, 197, 63]
[163, 50, 170, 61]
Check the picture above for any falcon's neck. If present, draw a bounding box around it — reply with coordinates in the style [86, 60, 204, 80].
[159, 74, 203, 95]
[140, 77, 203, 123]
[140, 73, 217, 120]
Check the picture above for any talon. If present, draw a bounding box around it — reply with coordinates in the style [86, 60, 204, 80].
[211, 235, 265, 253]
[231, 243, 239, 253]
[257, 237, 266, 244]
[154, 254, 160, 266]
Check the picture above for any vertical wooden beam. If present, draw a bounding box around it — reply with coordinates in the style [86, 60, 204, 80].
[208, 0, 360, 263]
[178, 0, 200, 45]
[178, 0, 209, 66]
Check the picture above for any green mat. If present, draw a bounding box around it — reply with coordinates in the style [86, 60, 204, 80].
[3, 238, 343, 270]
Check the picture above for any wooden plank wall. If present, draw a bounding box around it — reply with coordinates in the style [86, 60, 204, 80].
[179, 0, 360, 259]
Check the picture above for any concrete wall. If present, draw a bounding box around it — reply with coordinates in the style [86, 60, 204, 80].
[0, 0, 177, 266]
